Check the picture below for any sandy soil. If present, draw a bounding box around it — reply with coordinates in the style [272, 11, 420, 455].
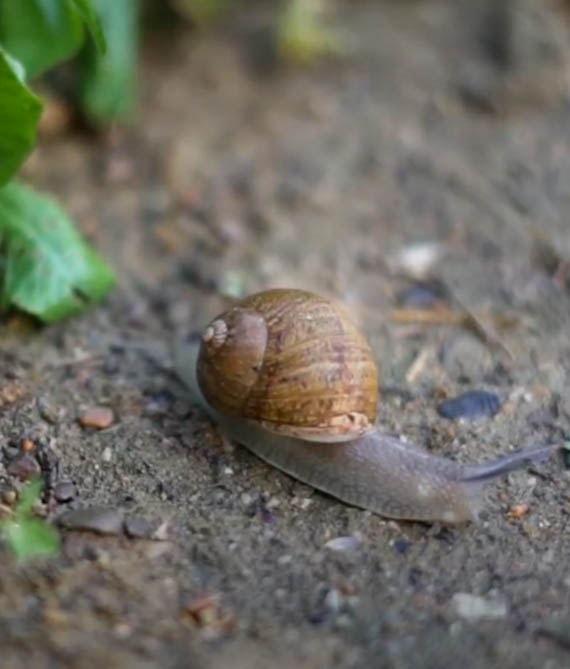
[1, 1, 570, 667]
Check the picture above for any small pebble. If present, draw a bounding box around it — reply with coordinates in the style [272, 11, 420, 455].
[2, 489, 17, 505]
[507, 503, 531, 521]
[79, 407, 114, 430]
[389, 241, 446, 280]
[392, 538, 411, 555]
[451, 593, 507, 620]
[124, 516, 154, 539]
[241, 493, 254, 506]
[102, 447, 113, 462]
[113, 622, 132, 639]
[437, 390, 501, 421]
[54, 481, 77, 504]
[21, 438, 35, 452]
[397, 282, 446, 308]
[324, 536, 361, 553]
[0, 381, 27, 408]
[292, 496, 312, 510]
[37, 397, 64, 424]
[7, 453, 41, 481]
[3, 444, 20, 460]
[183, 593, 235, 640]
[57, 507, 124, 535]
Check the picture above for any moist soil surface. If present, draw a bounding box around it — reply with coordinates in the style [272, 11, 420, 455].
[2, 2, 570, 667]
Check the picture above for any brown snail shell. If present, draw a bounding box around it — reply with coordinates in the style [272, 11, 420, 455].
[196, 289, 379, 442]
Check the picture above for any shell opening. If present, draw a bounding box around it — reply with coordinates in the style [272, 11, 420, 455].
[202, 319, 228, 348]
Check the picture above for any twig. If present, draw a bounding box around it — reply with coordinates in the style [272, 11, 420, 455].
[443, 283, 516, 363]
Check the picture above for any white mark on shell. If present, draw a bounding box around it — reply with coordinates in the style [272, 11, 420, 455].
[202, 319, 228, 348]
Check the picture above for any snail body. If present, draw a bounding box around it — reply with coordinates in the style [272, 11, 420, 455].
[174, 289, 558, 524]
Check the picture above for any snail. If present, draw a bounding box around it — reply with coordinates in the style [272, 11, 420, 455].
[173, 288, 559, 524]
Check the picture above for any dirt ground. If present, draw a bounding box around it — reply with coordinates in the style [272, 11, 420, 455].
[2, 1, 570, 667]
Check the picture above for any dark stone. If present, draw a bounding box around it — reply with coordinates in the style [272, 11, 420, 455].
[54, 481, 77, 503]
[397, 282, 446, 309]
[7, 454, 41, 481]
[393, 539, 411, 555]
[57, 507, 124, 535]
[437, 390, 501, 421]
[124, 516, 154, 539]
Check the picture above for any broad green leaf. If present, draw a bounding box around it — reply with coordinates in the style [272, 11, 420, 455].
[78, 0, 138, 123]
[0, 48, 42, 186]
[3, 50, 25, 82]
[2, 517, 60, 561]
[15, 478, 44, 515]
[0, 181, 115, 322]
[68, 0, 106, 53]
[0, 477, 59, 561]
[0, 0, 84, 77]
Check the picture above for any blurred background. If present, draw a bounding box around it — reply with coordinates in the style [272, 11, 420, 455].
[17, 0, 570, 331]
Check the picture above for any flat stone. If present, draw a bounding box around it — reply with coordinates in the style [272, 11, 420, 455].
[451, 593, 507, 620]
[437, 390, 501, 421]
[57, 507, 124, 535]
[79, 407, 114, 430]
[124, 516, 154, 539]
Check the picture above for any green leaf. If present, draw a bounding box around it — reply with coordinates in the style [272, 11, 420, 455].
[0, 181, 115, 322]
[0, 477, 59, 561]
[0, 48, 42, 186]
[15, 478, 44, 515]
[78, 0, 138, 123]
[0, 0, 84, 77]
[2, 517, 60, 561]
[277, 0, 343, 65]
[68, 0, 106, 53]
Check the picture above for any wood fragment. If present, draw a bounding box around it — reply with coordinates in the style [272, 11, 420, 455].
[391, 307, 466, 326]
[444, 285, 516, 363]
[391, 301, 517, 362]
[405, 347, 434, 385]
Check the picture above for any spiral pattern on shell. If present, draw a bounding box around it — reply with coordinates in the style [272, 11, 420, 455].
[196, 289, 379, 442]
